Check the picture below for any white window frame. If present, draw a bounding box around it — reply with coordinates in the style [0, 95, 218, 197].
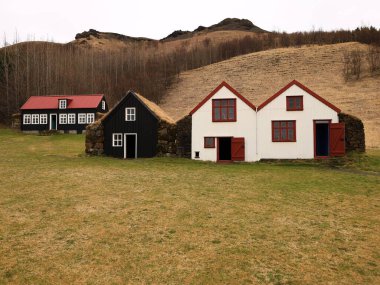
[59, 113, 67, 124]
[59, 99, 67, 109]
[40, 114, 47, 124]
[125, 107, 136, 121]
[23, 114, 31, 125]
[68, 113, 76, 124]
[78, 113, 86, 124]
[87, 113, 95, 124]
[112, 133, 123, 147]
[31, 114, 39, 124]
[102, 100, 106, 110]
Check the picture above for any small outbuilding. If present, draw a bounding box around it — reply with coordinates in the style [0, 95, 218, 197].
[86, 91, 176, 158]
[20, 94, 108, 134]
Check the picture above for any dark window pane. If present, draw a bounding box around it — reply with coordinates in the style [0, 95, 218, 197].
[228, 107, 235, 119]
[221, 108, 227, 120]
[221, 100, 228, 107]
[288, 121, 293, 128]
[288, 98, 294, 108]
[281, 121, 287, 128]
[273, 121, 279, 128]
[228, 99, 235, 106]
[214, 108, 220, 120]
[274, 129, 280, 140]
[281, 129, 287, 140]
[214, 100, 220, 107]
[296, 97, 301, 109]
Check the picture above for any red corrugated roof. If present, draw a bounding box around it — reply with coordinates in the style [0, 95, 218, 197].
[20, 95, 104, 110]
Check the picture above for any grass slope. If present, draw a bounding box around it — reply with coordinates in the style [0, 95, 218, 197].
[0, 130, 379, 284]
[161, 42, 380, 148]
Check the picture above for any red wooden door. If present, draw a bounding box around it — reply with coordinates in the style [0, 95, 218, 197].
[329, 123, 345, 156]
[231, 137, 245, 161]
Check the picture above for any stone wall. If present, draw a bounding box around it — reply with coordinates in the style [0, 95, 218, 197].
[11, 113, 21, 129]
[85, 120, 104, 155]
[156, 121, 177, 156]
[175, 115, 192, 158]
[339, 113, 365, 152]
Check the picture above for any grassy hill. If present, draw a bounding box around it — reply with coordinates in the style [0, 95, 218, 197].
[160, 42, 380, 148]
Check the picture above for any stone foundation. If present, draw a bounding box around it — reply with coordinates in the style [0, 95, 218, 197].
[339, 113, 365, 152]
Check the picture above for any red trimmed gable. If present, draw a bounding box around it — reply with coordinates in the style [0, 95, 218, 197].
[20, 94, 105, 110]
[189, 81, 256, 115]
[257, 80, 341, 113]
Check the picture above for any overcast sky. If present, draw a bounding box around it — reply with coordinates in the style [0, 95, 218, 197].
[1, 0, 379, 45]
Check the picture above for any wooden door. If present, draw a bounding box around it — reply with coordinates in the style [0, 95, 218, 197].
[329, 123, 345, 157]
[231, 137, 245, 161]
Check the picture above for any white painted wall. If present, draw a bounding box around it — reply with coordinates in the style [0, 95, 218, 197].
[257, 85, 339, 159]
[191, 86, 258, 162]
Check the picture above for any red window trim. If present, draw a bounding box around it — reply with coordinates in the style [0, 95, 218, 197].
[272, 120, 297, 142]
[212, 99, 237, 122]
[286, 96, 303, 111]
[204, 137, 215, 148]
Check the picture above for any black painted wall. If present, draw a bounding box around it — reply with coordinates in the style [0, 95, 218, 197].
[103, 92, 158, 158]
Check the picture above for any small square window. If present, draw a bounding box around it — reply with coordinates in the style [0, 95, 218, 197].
[112, 133, 123, 147]
[272, 120, 296, 142]
[286, 96, 303, 111]
[40, 114, 47, 124]
[59, 100, 67, 109]
[125, 108, 136, 121]
[195, 151, 200, 158]
[59, 114, 67, 124]
[68, 113, 76, 124]
[78, 113, 86, 124]
[204, 137, 215, 148]
[87, 113, 95, 124]
[23, 114, 31, 124]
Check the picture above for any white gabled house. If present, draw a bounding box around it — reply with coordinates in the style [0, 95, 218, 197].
[190, 80, 345, 162]
[257, 80, 344, 159]
[189, 81, 257, 162]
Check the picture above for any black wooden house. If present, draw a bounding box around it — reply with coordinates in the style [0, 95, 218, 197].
[20, 95, 108, 134]
[87, 91, 175, 158]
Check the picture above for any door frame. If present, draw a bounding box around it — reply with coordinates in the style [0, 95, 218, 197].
[49, 113, 57, 130]
[123, 133, 137, 159]
[313, 119, 332, 158]
[217, 136, 233, 162]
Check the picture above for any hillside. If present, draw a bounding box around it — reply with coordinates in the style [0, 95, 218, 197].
[160, 42, 380, 148]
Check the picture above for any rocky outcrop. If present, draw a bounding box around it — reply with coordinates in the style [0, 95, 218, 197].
[339, 113, 365, 152]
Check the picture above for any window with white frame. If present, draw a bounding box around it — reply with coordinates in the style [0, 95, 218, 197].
[40, 114, 47, 124]
[87, 113, 95, 124]
[68, 113, 76, 124]
[102, 100, 106, 110]
[59, 99, 67, 109]
[125, 108, 136, 121]
[112, 133, 123, 147]
[32, 114, 39, 124]
[59, 114, 67, 124]
[23, 114, 31, 124]
[78, 113, 86, 124]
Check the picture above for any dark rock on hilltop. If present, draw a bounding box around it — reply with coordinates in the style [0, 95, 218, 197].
[161, 30, 191, 41]
[75, 29, 153, 42]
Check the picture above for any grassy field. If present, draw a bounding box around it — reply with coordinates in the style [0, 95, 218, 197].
[0, 129, 379, 284]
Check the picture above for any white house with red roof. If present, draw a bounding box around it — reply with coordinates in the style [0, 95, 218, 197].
[20, 94, 108, 134]
[189, 81, 258, 162]
[189, 80, 345, 162]
[257, 80, 344, 159]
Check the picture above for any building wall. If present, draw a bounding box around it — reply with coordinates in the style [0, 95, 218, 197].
[257, 85, 338, 159]
[191, 86, 257, 162]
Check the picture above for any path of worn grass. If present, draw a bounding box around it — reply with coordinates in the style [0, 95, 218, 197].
[0, 129, 379, 284]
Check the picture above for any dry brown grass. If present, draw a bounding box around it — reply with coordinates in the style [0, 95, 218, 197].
[160, 42, 380, 148]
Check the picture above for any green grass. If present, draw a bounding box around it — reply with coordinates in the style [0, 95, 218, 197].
[0, 129, 379, 284]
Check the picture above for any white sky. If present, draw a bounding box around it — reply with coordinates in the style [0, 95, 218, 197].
[1, 0, 379, 44]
